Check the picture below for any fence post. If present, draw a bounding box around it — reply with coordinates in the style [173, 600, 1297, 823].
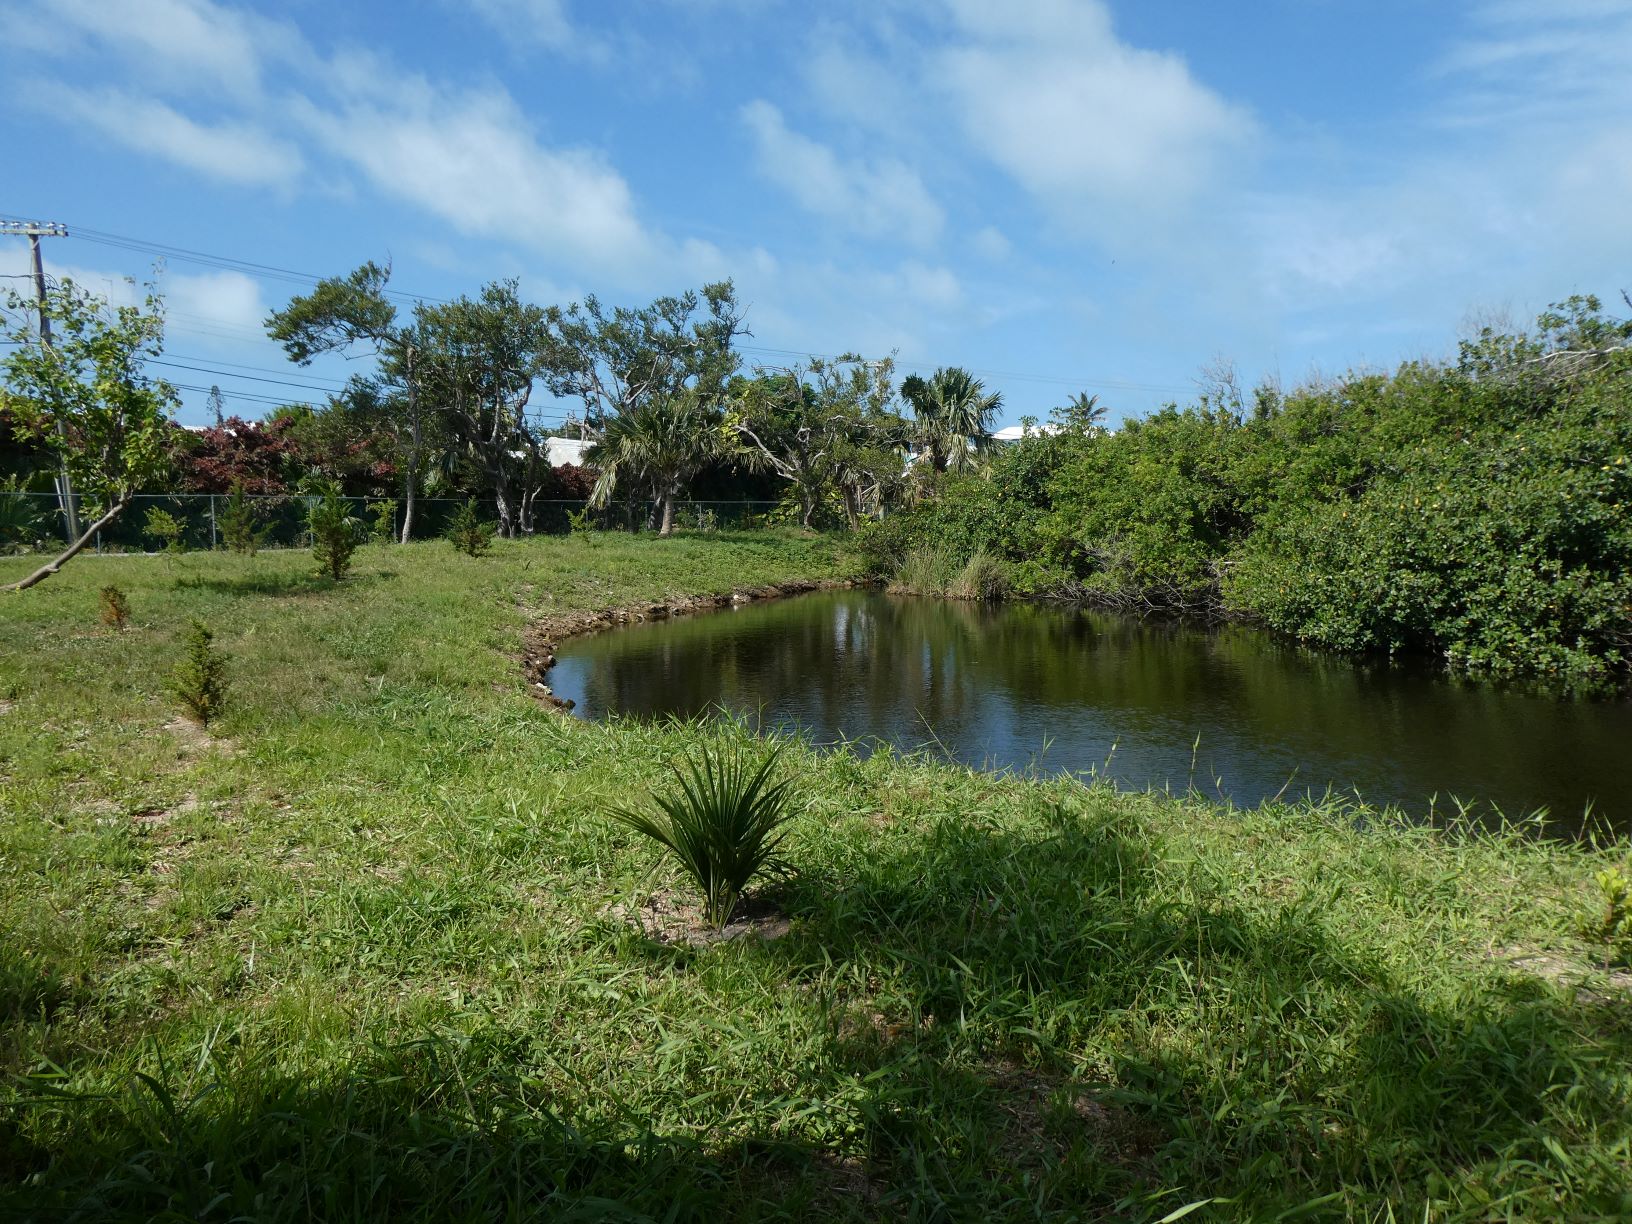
[209, 494, 218, 549]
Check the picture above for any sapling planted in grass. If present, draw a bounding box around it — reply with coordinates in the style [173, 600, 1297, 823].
[306, 479, 360, 580]
[446, 498, 494, 558]
[143, 507, 186, 556]
[99, 584, 130, 631]
[171, 619, 227, 725]
[367, 499, 397, 543]
[610, 743, 795, 928]
[218, 483, 267, 556]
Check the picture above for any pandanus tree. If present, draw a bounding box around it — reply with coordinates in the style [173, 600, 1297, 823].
[586, 390, 735, 536]
[901, 366, 1002, 473]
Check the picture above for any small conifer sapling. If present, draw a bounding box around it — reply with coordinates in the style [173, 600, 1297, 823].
[171, 619, 227, 725]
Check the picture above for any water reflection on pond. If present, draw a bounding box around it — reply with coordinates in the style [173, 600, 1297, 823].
[550, 590, 1632, 836]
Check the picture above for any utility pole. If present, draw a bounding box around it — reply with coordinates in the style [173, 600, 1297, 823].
[1, 220, 76, 540]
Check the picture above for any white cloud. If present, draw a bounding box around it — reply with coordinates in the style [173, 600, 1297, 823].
[294, 68, 655, 274]
[462, 0, 591, 52]
[933, 0, 1255, 221]
[971, 226, 1011, 260]
[164, 270, 268, 335]
[47, 85, 303, 186]
[741, 100, 944, 244]
[39, 0, 305, 98]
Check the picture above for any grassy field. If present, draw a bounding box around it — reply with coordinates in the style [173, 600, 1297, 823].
[1, 533, 1629, 1221]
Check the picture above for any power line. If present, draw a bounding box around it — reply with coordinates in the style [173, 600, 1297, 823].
[5, 214, 1193, 400]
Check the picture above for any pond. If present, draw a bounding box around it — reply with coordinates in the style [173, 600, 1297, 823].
[550, 590, 1632, 837]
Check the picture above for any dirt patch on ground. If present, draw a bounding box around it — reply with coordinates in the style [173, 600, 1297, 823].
[1487, 944, 1632, 1001]
[986, 1062, 1162, 1174]
[606, 888, 792, 948]
[164, 716, 238, 756]
[521, 579, 860, 709]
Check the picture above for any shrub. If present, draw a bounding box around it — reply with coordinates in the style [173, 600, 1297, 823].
[445, 499, 494, 558]
[0, 477, 47, 550]
[98, 585, 130, 631]
[610, 743, 795, 928]
[1589, 865, 1632, 962]
[367, 499, 397, 543]
[218, 484, 267, 556]
[143, 507, 186, 555]
[171, 619, 227, 725]
[306, 481, 360, 580]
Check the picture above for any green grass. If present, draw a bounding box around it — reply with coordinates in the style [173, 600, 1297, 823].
[1, 532, 1629, 1221]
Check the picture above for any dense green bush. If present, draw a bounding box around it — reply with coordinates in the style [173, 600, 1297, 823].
[864, 298, 1632, 691]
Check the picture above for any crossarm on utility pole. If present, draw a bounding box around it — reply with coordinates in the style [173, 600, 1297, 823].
[3, 220, 76, 539]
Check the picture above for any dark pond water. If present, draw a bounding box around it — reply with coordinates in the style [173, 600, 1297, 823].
[551, 590, 1632, 836]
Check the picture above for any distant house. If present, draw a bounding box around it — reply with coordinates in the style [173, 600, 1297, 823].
[545, 436, 590, 468]
[990, 423, 1062, 443]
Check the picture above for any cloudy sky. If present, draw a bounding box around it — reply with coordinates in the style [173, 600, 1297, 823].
[2, 0, 1629, 427]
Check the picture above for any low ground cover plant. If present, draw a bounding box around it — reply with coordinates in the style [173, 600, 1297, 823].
[1, 534, 1628, 1220]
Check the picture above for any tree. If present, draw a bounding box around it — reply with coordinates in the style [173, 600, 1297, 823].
[2, 279, 177, 591]
[266, 263, 427, 542]
[306, 478, 361, 580]
[542, 281, 747, 431]
[586, 390, 736, 536]
[272, 381, 410, 498]
[171, 414, 294, 494]
[1052, 392, 1109, 432]
[733, 353, 907, 528]
[413, 281, 551, 536]
[546, 281, 749, 536]
[901, 366, 1001, 474]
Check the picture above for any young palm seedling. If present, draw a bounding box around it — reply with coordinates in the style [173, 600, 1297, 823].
[610, 743, 795, 929]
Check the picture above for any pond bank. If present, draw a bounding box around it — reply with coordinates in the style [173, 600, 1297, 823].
[521, 576, 864, 708]
[3, 537, 1630, 1219]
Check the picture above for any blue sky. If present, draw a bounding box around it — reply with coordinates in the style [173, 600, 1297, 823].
[2, 0, 1629, 428]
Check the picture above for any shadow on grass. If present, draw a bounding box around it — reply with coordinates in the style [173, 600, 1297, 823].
[754, 805, 1632, 1217]
[176, 569, 398, 598]
[5, 806, 1630, 1220]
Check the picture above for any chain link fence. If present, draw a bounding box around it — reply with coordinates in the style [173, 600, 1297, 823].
[0, 493, 787, 552]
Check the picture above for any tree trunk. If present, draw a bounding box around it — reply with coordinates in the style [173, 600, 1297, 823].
[400, 465, 417, 544]
[658, 494, 675, 537]
[4, 496, 130, 591]
[493, 465, 515, 538]
[399, 347, 420, 544]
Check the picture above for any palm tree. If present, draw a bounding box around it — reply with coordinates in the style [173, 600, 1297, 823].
[1056, 391, 1108, 431]
[586, 391, 730, 536]
[901, 367, 1002, 473]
